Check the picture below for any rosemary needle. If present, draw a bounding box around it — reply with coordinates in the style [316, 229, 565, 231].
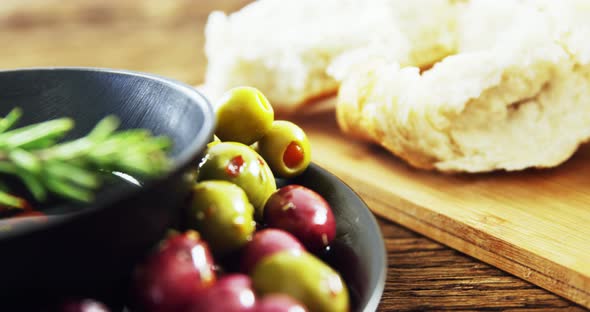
[0, 108, 172, 211]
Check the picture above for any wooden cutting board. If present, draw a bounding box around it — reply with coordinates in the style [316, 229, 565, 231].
[287, 97, 590, 309]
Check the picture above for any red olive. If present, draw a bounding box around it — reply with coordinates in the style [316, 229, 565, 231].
[255, 294, 308, 312]
[264, 185, 336, 252]
[132, 230, 216, 312]
[190, 274, 256, 312]
[240, 228, 305, 273]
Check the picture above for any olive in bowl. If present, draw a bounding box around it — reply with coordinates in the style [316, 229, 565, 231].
[191, 85, 386, 312]
[0, 68, 215, 309]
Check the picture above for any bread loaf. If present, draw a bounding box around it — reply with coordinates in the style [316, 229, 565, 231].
[203, 0, 461, 113]
[331, 0, 590, 172]
[203, 0, 590, 173]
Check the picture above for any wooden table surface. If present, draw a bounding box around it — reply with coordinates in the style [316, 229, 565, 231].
[0, 1, 585, 311]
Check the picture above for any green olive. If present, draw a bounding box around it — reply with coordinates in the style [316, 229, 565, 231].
[188, 180, 255, 255]
[215, 86, 274, 145]
[207, 134, 221, 149]
[197, 141, 276, 220]
[252, 251, 349, 312]
[257, 120, 311, 178]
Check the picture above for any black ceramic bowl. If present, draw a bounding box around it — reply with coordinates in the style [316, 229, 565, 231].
[0, 68, 215, 308]
[0, 67, 386, 311]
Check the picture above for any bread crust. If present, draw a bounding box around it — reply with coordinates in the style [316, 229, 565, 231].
[274, 87, 339, 116]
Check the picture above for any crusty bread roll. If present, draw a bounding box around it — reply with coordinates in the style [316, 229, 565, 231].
[331, 0, 590, 172]
[203, 0, 461, 113]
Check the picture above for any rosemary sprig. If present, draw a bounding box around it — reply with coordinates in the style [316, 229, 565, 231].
[0, 108, 172, 210]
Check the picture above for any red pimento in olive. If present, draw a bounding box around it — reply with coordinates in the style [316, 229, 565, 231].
[283, 142, 304, 169]
[190, 274, 256, 312]
[226, 155, 245, 177]
[263, 185, 336, 252]
[132, 230, 216, 312]
[240, 228, 305, 273]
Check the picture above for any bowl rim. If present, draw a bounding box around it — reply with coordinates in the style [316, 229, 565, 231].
[0, 66, 216, 239]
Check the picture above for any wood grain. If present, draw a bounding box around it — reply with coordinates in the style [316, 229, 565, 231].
[380, 219, 587, 311]
[0, 0, 586, 310]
